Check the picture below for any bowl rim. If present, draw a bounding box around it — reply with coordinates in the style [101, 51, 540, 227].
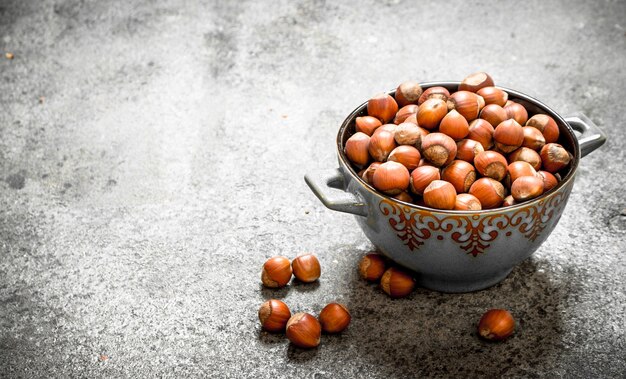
[335, 81, 580, 215]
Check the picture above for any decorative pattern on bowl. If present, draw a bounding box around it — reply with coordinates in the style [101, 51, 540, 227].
[379, 179, 571, 257]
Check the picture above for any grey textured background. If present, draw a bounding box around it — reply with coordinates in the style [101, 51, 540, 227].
[1, 0, 625, 378]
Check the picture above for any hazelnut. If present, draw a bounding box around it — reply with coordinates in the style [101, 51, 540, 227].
[410, 165, 441, 195]
[361, 161, 382, 184]
[459, 71, 495, 93]
[536, 170, 559, 192]
[474, 150, 508, 181]
[395, 81, 423, 107]
[504, 101, 528, 125]
[511, 175, 544, 202]
[526, 114, 559, 143]
[418, 86, 450, 105]
[388, 145, 421, 171]
[291, 253, 321, 283]
[286, 313, 321, 349]
[448, 90, 484, 121]
[359, 253, 387, 281]
[417, 98, 448, 130]
[494, 119, 524, 153]
[478, 309, 515, 341]
[258, 299, 291, 332]
[423, 180, 457, 210]
[368, 130, 397, 161]
[393, 104, 419, 124]
[344, 132, 370, 168]
[456, 139, 485, 164]
[380, 267, 415, 298]
[540, 143, 571, 173]
[420, 132, 457, 167]
[479, 104, 507, 129]
[454, 193, 482, 211]
[502, 195, 516, 207]
[372, 161, 410, 195]
[467, 118, 495, 150]
[469, 178, 505, 209]
[355, 116, 382, 136]
[394, 122, 428, 146]
[439, 109, 470, 140]
[441, 160, 476, 193]
[521, 126, 546, 151]
[476, 86, 508, 107]
[318, 303, 351, 334]
[261, 256, 292, 288]
[507, 161, 537, 182]
[367, 93, 398, 123]
[508, 147, 542, 171]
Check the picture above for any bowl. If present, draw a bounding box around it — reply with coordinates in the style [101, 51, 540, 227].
[305, 81, 606, 293]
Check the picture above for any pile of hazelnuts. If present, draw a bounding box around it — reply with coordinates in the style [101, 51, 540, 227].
[259, 254, 351, 349]
[359, 252, 415, 298]
[344, 72, 572, 210]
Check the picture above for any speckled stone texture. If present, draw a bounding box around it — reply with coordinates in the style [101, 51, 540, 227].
[1, 0, 625, 378]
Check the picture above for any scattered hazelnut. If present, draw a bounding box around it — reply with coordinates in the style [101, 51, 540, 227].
[286, 313, 321, 349]
[359, 253, 387, 281]
[380, 267, 415, 298]
[478, 309, 515, 341]
[261, 256, 292, 288]
[291, 253, 321, 283]
[319, 303, 351, 334]
[258, 299, 291, 332]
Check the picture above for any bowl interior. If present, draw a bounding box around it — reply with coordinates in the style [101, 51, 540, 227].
[336, 81, 580, 214]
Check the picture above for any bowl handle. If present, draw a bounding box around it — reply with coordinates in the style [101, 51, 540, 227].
[304, 168, 368, 217]
[565, 112, 607, 158]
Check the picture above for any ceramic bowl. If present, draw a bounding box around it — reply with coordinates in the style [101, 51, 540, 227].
[305, 81, 606, 293]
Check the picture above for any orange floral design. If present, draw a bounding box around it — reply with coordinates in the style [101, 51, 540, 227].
[379, 183, 571, 257]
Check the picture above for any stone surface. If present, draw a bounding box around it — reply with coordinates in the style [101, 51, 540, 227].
[1, 0, 625, 377]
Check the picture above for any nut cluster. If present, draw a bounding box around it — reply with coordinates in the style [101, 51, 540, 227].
[259, 256, 350, 349]
[359, 252, 415, 298]
[261, 253, 321, 288]
[258, 300, 351, 348]
[345, 72, 572, 210]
